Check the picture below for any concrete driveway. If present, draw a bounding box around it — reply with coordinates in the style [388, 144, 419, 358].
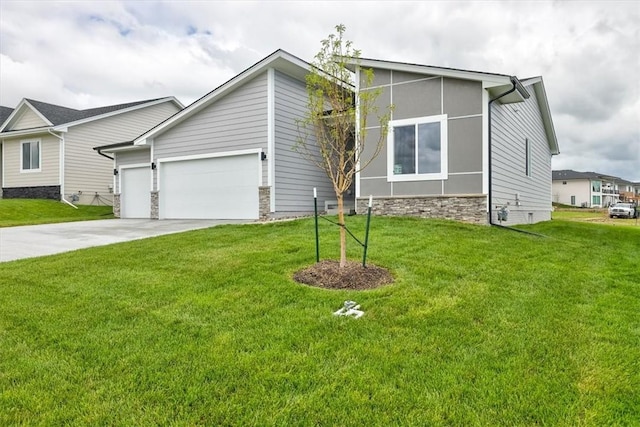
[0, 219, 250, 262]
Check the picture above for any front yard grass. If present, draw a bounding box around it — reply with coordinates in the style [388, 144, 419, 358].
[1, 217, 638, 425]
[0, 199, 114, 227]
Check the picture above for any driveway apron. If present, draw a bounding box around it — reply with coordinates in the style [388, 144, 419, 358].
[0, 219, 248, 262]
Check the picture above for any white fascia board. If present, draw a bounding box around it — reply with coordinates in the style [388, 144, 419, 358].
[351, 58, 513, 86]
[0, 126, 53, 138]
[527, 78, 559, 155]
[133, 50, 311, 145]
[0, 99, 53, 132]
[51, 97, 182, 131]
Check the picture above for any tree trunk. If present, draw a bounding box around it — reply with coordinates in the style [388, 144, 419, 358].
[337, 193, 347, 268]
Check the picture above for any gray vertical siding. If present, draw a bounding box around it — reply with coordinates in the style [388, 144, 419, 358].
[491, 88, 553, 223]
[359, 69, 483, 197]
[273, 70, 334, 213]
[64, 101, 179, 205]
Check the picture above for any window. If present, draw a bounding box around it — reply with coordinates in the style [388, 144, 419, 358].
[388, 115, 447, 181]
[592, 180, 601, 192]
[571, 195, 576, 205]
[525, 138, 532, 177]
[562, 181, 567, 185]
[592, 195, 601, 206]
[21, 140, 41, 171]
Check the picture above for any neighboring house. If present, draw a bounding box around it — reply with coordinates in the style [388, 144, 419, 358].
[349, 58, 559, 225]
[0, 97, 183, 205]
[94, 50, 335, 220]
[552, 170, 639, 207]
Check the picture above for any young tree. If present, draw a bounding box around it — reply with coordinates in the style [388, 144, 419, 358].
[296, 24, 391, 268]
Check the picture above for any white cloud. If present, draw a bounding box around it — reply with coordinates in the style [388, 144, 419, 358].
[1, 0, 638, 180]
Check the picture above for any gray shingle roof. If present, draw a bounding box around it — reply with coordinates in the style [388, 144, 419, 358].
[24, 98, 164, 126]
[0, 106, 14, 126]
[553, 169, 634, 184]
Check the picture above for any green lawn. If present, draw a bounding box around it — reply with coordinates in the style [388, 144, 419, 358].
[0, 199, 114, 227]
[1, 217, 638, 425]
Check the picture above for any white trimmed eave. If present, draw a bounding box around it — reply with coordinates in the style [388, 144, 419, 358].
[0, 126, 53, 139]
[522, 77, 559, 155]
[98, 143, 149, 154]
[133, 49, 312, 145]
[51, 97, 183, 132]
[349, 58, 527, 104]
[0, 99, 54, 132]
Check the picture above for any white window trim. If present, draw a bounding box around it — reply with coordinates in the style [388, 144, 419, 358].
[387, 114, 448, 182]
[20, 139, 41, 173]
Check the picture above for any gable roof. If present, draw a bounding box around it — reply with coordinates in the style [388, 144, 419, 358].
[131, 49, 311, 146]
[520, 77, 559, 155]
[0, 97, 183, 135]
[0, 106, 13, 127]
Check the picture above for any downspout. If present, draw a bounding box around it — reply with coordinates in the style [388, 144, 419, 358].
[48, 129, 78, 209]
[95, 149, 114, 161]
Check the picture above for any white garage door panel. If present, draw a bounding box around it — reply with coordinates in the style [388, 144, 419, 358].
[160, 154, 259, 219]
[121, 167, 150, 218]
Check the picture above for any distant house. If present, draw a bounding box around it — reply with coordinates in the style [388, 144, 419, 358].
[552, 170, 639, 207]
[94, 50, 334, 220]
[349, 58, 559, 225]
[0, 97, 182, 204]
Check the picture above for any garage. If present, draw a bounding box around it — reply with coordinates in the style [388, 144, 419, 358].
[120, 166, 151, 218]
[159, 153, 260, 219]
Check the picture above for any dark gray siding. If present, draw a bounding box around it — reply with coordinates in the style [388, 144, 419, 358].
[359, 69, 483, 197]
[273, 70, 334, 213]
[491, 88, 553, 223]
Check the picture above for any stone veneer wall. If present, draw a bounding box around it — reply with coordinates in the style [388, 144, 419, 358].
[151, 192, 159, 219]
[113, 194, 121, 218]
[2, 185, 61, 200]
[259, 186, 271, 220]
[356, 195, 488, 224]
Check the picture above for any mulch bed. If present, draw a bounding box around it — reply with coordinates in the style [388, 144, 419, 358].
[293, 260, 394, 290]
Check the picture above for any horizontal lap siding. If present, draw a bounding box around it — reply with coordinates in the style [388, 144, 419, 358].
[2, 133, 59, 187]
[153, 73, 268, 162]
[491, 89, 553, 223]
[64, 102, 179, 204]
[274, 71, 334, 212]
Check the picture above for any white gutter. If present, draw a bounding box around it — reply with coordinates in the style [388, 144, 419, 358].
[47, 129, 77, 209]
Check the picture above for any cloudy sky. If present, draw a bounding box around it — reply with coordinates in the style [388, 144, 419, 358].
[1, 0, 638, 181]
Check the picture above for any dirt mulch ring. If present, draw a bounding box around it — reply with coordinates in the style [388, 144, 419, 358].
[293, 260, 394, 290]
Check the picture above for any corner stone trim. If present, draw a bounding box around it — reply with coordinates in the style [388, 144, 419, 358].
[113, 194, 121, 218]
[356, 195, 488, 224]
[259, 186, 271, 220]
[151, 192, 159, 219]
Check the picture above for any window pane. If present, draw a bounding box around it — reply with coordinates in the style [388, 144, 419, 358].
[22, 143, 31, 170]
[417, 122, 441, 174]
[31, 142, 40, 169]
[393, 125, 415, 174]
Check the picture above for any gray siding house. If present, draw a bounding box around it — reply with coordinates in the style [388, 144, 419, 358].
[0, 98, 182, 205]
[350, 58, 559, 225]
[96, 50, 334, 220]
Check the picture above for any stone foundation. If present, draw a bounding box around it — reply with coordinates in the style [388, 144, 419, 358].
[151, 191, 159, 219]
[259, 186, 271, 220]
[356, 195, 488, 224]
[2, 185, 61, 200]
[113, 194, 121, 218]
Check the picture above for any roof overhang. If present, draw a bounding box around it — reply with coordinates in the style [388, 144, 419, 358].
[93, 141, 147, 154]
[132, 50, 312, 146]
[0, 99, 53, 132]
[521, 77, 559, 155]
[0, 126, 54, 139]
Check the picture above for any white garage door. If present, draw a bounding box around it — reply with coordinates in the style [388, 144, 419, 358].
[159, 154, 259, 219]
[121, 167, 151, 218]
